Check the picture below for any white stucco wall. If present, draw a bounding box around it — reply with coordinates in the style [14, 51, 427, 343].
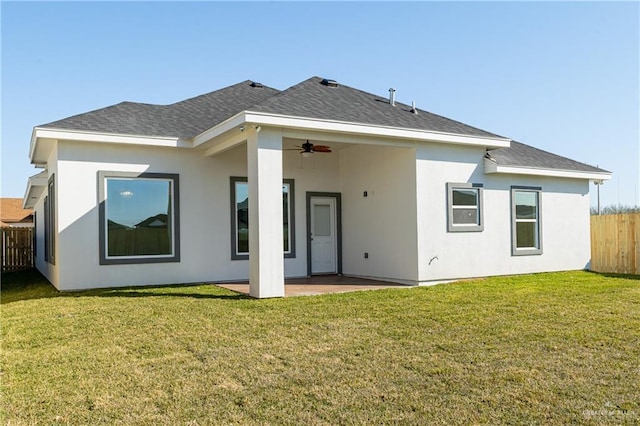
[42, 134, 591, 291]
[416, 142, 591, 283]
[340, 144, 419, 283]
[33, 144, 60, 287]
[52, 139, 343, 290]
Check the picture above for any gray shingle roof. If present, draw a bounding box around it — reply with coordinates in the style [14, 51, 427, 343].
[40, 81, 279, 138]
[249, 77, 502, 138]
[487, 141, 609, 173]
[37, 76, 609, 175]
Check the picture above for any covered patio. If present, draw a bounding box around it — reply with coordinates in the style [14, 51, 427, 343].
[217, 275, 408, 297]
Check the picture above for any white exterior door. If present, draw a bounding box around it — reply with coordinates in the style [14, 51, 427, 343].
[310, 197, 337, 274]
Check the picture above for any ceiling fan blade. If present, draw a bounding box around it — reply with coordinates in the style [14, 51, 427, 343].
[312, 146, 332, 153]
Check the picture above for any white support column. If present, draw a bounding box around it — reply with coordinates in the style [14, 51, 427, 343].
[247, 126, 285, 298]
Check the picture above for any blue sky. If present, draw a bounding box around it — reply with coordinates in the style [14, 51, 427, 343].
[2, 1, 638, 207]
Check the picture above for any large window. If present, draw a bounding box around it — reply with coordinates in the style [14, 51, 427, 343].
[99, 172, 180, 265]
[511, 186, 542, 255]
[447, 182, 483, 232]
[230, 177, 295, 260]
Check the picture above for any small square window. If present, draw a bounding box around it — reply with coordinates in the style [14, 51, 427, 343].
[447, 183, 483, 232]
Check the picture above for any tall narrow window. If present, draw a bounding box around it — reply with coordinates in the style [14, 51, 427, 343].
[511, 187, 542, 255]
[44, 197, 49, 262]
[47, 175, 55, 265]
[99, 172, 180, 265]
[230, 177, 295, 260]
[33, 211, 37, 258]
[447, 183, 483, 232]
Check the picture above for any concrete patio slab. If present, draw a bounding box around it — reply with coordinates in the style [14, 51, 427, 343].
[217, 275, 409, 297]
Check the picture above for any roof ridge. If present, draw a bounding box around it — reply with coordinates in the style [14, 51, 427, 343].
[245, 76, 316, 111]
[170, 80, 280, 107]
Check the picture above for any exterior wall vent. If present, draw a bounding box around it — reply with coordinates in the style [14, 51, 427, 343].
[321, 78, 338, 87]
[250, 82, 263, 88]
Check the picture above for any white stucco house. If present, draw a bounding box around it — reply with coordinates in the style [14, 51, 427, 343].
[23, 77, 611, 297]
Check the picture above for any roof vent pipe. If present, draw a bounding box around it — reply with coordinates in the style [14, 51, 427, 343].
[411, 101, 418, 114]
[389, 88, 396, 106]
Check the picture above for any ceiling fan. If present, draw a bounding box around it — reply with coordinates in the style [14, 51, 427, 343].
[286, 140, 332, 157]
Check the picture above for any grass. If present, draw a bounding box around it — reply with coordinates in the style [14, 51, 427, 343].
[1, 270, 639, 425]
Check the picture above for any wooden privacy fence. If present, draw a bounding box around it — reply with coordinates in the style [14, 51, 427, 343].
[590, 213, 640, 275]
[1, 227, 34, 273]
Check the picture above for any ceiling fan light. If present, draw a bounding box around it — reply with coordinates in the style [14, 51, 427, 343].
[301, 151, 313, 158]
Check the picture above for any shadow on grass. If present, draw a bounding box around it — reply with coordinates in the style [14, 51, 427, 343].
[1, 269, 250, 305]
[586, 270, 640, 281]
[93, 289, 248, 300]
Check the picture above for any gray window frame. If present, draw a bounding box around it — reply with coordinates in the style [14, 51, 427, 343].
[511, 186, 543, 256]
[230, 177, 296, 260]
[44, 196, 49, 262]
[46, 174, 55, 265]
[33, 211, 37, 258]
[98, 171, 180, 265]
[447, 182, 484, 232]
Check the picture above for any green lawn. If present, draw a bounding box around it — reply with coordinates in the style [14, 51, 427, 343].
[1, 270, 639, 425]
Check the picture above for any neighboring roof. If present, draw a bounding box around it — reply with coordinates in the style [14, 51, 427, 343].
[487, 141, 609, 173]
[249, 77, 502, 138]
[40, 81, 280, 139]
[1, 198, 33, 224]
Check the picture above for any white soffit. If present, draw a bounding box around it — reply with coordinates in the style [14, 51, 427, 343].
[23, 171, 48, 209]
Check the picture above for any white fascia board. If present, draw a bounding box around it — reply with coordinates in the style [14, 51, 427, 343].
[35, 128, 188, 146]
[192, 110, 511, 149]
[244, 111, 512, 148]
[484, 158, 612, 181]
[30, 127, 190, 163]
[204, 130, 249, 157]
[193, 113, 247, 147]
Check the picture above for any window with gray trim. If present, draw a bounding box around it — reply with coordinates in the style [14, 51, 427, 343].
[511, 186, 542, 255]
[33, 211, 37, 258]
[230, 177, 295, 260]
[99, 172, 180, 265]
[47, 175, 55, 265]
[44, 196, 49, 262]
[447, 182, 483, 232]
